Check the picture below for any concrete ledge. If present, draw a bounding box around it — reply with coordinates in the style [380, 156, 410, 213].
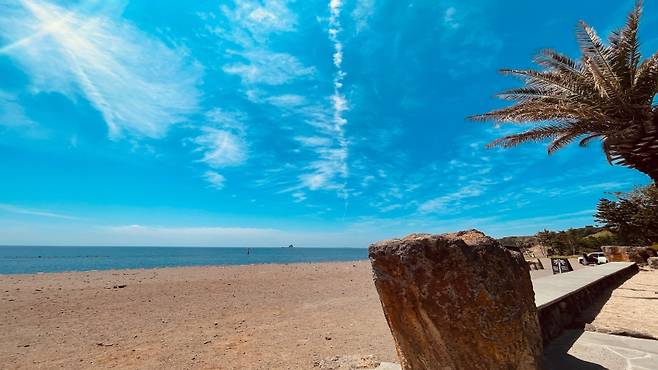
[532, 262, 638, 344]
[542, 330, 658, 369]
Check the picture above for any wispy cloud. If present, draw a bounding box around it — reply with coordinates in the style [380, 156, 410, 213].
[216, 0, 312, 87]
[292, 191, 307, 203]
[351, 0, 376, 33]
[418, 184, 484, 214]
[203, 171, 226, 190]
[217, 0, 297, 41]
[299, 0, 350, 197]
[443, 7, 460, 29]
[190, 109, 248, 189]
[205, 0, 353, 199]
[435, 2, 503, 76]
[0, 0, 201, 139]
[193, 127, 247, 168]
[265, 94, 307, 108]
[0, 204, 79, 220]
[0, 92, 33, 128]
[0, 91, 43, 137]
[223, 50, 315, 85]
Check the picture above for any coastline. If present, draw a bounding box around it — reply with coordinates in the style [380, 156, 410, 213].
[0, 246, 369, 275]
[0, 258, 370, 277]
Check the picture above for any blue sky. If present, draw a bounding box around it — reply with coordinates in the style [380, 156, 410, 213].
[0, 0, 654, 247]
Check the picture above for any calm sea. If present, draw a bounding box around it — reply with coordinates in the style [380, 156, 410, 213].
[0, 246, 368, 275]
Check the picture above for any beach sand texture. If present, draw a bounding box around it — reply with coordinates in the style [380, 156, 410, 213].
[0, 258, 584, 369]
[0, 261, 396, 370]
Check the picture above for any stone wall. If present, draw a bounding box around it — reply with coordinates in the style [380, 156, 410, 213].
[537, 263, 639, 344]
[601, 246, 658, 264]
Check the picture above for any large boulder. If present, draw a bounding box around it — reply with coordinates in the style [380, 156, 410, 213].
[369, 230, 542, 370]
[601, 246, 658, 264]
[648, 257, 658, 270]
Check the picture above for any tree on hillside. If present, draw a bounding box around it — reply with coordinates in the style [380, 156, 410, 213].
[471, 1, 658, 183]
[535, 226, 617, 256]
[595, 184, 658, 245]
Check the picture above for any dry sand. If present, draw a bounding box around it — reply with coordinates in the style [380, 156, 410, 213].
[583, 268, 658, 339]
[0, 257, 595, 370]
[0, 261, 396, 370]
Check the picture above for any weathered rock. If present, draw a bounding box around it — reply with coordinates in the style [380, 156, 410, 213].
[601, 246, 658, 264]
[369, 230, 542, 370]
[648, 257, 658, 269]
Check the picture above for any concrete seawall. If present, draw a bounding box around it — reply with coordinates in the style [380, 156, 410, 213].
[533, 262, 639, 344]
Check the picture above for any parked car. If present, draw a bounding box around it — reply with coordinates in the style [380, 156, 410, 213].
[578, 252, 608, 265]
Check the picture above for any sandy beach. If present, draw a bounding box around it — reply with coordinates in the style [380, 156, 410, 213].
[1, 261, 397, 370]
[0, 258, 583, 370]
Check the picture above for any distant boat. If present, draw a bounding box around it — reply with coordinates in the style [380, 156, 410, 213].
[288, 244, 294, 248]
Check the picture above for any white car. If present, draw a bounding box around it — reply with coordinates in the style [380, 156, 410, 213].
[578, 252, 608, 265]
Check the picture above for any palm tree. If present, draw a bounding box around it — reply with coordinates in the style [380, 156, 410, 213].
[471, 1, 658, 183]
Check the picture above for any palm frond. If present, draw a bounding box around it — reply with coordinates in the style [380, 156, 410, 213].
[579, 133, 603, 147]
[496, 87, 571, 101]
[609, 1, 642, 87]
[534, 49, 596, 97]
[632, 51, 658, 104]
[471, 99, 611, 125]
[577, 21, 623, 99]
[486, 124, 580, 149]
[500, 68, 591, 97]
[548, 131, 584, 154]
[535, 49, 584, 76]
[582, 55, 615, 98]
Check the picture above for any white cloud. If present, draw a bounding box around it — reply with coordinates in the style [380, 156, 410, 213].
[0, 221, 358, 247]
[208, 0, 352, 197]
[217, 1, 314, 87]
[104, 224, 295, 246]
[193, 127, 247, 168]
[205, 108, 244, 130]
[203, 171, 226, 190]
[443, 7, 459, 29]
[223, 51, 315, 85]
[190, 109, 248, 187]
[292, 191, 306, 203]
[418, 185, 484, 214]
[361, 175, 375, 187]
[219, 0, 297, 43]
[351, 0, 376, 33]
[0, 0, 201, 139]
[299, 145, 348, 191]
[305, 0, 350, 197]
[295, 136, 333, 147]
[434, 2, 503, 77]
[0, 91, 36, 128]
[265, 94, 306, 108]
[0, 204, 79, 220]
[379, 204, 402, 213]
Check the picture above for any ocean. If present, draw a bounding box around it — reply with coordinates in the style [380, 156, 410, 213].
[0, 246, 369, 275]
